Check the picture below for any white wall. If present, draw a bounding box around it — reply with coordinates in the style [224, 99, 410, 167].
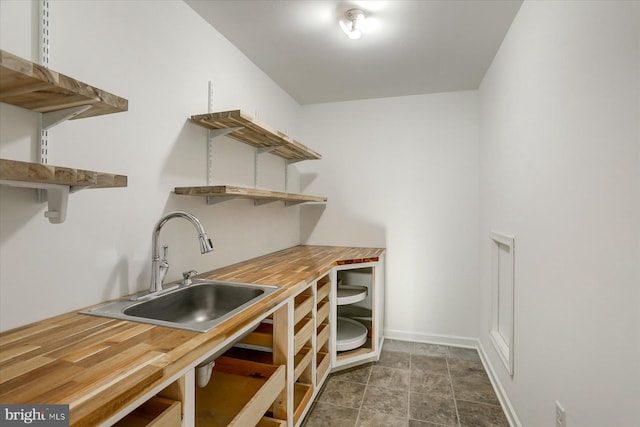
[0, 0, 303, 331]
[478, 1, 640, 426]
[4, 3, 638, 424]
[298, 92, 480, 344]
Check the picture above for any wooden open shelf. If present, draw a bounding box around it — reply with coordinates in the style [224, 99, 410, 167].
[293, 383, 313, 425]
[190, 110, 321, 161]
[0, 158, 127, 189]
[195, 356, 285, 427]
[238, 322, 273, 349]
[294, 317, 314, 355]
[0, 158, 127, 224]
[294, 347, 313, 382]
[224, 347, 273, 365]
[317, 279, 331, 302]
[174, 185, 326, 206]
[336, 339, 374, 362]
[114, 396, 181, 427]
[316, 323, 330, 351]
[294, 293, 314, 325]
[0, 50, 128, 224]
[316, 352, 330, 385]
[0, 49, 128, 119]
[257, 417, 286, 427]
[317, 301, 330, 326]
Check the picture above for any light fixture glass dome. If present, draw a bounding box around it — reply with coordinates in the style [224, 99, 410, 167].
[340, 9, 365, 40]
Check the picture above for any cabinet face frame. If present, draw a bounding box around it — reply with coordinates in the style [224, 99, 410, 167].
[313, 273, 332, 391]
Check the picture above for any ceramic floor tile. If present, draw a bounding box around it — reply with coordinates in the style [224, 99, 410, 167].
[413, 343, 450, 358]
[303, 342, 509, 427]
[457, 400, 509, 427]
[411, 354, 449, 375]
[331, 363, 373, 384]
[376, 349, 411, 369]
[356, 409, 409, 427]
[383, 339, 414, 353]
[449, 347, 481, 361]
[361, 386, 409, 418]
[410, 370, 453, 397]
[318, 378, 367, 408]
[303, 401, 359, 427]
[368, 365, 410, 390]
[452, 376, 500, 406]
[447, 358, 490, 381]
[409, 392, 458, 426]
[408, 420, 451, 427]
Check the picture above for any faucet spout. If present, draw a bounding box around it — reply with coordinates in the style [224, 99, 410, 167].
[149, 211, 214, 294]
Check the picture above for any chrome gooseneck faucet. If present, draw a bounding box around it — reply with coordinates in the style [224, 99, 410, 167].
[149, 211, 214, 294]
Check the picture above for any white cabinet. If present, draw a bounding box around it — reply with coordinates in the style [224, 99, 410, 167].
[330, 255, 385, 370]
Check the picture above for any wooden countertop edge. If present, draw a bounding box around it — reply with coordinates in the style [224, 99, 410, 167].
[0, 245, 385, 426]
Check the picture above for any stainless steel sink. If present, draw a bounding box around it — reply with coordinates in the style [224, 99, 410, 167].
[82, 279, 279, 333]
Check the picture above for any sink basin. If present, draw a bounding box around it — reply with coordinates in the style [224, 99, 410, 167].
[82, 279, 279, 333]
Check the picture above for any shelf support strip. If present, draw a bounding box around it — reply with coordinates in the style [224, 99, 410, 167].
[207, 81, 214, 185]
[36, 0, 50, 203]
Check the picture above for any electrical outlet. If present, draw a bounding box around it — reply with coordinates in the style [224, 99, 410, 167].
[555, 401, 566, 427]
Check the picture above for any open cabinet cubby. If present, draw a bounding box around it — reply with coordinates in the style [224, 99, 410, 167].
[332, 261, 384, 369]
[195, 356, 286, 427]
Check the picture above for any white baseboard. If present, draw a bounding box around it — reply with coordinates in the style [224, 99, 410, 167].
[383, 328, 478, 348]
[383, 328, 521, 427]
[477, 341, 522, 427]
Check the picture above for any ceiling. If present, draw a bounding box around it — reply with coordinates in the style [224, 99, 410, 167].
[185, 0, 522, 105]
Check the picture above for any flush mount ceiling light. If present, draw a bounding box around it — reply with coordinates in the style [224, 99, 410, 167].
[340, 9, 365, 40]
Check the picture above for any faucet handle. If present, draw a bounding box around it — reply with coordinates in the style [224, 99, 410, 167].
[182, 270, 198, 286]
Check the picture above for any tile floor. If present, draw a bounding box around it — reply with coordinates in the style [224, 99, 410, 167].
[302, 339, 509, 427]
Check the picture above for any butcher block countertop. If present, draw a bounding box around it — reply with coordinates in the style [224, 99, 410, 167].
[0, 245, 384, 426]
